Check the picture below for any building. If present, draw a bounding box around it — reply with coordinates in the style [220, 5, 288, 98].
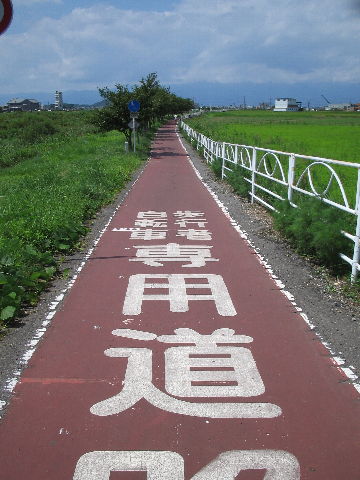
[258, 102, 270, 110]
[4, 98, 40, 112]
[273, 98, 299, 112]
[55, 91, 63, 110]
[326, 103, 351, 111]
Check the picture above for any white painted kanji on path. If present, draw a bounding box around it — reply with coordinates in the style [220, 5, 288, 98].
[130, 229, 168, 240]
[73, 450, 300, 480]
[175, 219, 208, 228]
[174, 211, 208, 228]
[138, 211, 167, 219]
[90, 328, 281, 418]
[112, 213, 168, 237]
[160, 328, 264, 397]
[176, 229, 212, 240]
[134, 210, 168, 228]
[87, 206, 298, 473]
[173, 211, 205, 219]
[111, 212, 213, 241]
[135, 219, 168, 228]
[122, 274, 237, 316]
[130, 243, 219, 267]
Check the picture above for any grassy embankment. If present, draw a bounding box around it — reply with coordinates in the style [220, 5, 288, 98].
[183, 110, 360, 288]
[0, 111, 153, 329]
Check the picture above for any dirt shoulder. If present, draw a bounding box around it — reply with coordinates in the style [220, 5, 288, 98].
[179, 130, 360, 386]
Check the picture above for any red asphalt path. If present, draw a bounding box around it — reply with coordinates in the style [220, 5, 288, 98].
[0, 121, 360, 479]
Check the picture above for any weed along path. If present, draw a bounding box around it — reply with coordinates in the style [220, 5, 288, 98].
[0, 120, 360, 479]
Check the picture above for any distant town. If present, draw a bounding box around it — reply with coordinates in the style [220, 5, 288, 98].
[200, 97, 360, 112]
[0, 91, 107, 112]
[1, 91, 360, 113]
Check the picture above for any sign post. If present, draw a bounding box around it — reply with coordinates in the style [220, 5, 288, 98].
[133, 117, 135, 152]
[128, 100, 140, 152]
[0, 0, 13, 35]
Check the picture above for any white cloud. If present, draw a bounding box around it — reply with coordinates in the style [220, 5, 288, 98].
[1, 0, 359, 94]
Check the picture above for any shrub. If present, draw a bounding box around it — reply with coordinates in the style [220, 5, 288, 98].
[226, 164, 251, 199]
[210, 158, 223, 178]
[0, 238, 56, 325]
[273, 197, 353, 272]
[20, 117, 57, 144]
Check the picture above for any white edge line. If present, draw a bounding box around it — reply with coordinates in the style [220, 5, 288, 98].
[177, 131, 360, 396]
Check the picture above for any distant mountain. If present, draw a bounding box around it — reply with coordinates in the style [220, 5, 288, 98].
[73, 99, 109, 109]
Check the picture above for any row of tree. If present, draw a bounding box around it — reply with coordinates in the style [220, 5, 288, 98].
[92, 73, 193, 148]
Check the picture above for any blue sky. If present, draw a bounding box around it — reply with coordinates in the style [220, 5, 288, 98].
[1, 0, 360, 106]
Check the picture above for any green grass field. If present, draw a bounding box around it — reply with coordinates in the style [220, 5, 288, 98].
[185, 110, 360, 208]
[183, 110, 360, 283]
[186, 109, 360, 160]
[0, 110, 95, 168]
[0, 111, 152, 327]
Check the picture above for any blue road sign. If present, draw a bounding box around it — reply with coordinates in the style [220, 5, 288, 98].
[128, 100, 140, 113]
[0, 0, 13, 35]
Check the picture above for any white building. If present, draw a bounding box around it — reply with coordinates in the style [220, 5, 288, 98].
[55, 91, 63, 110]
[326, 103, 351, 111]
[273, 98, 299, 112]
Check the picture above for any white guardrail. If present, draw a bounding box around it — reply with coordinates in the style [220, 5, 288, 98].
[181, 120, 360, 280]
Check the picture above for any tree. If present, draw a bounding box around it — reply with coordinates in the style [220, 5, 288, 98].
[94, 83, 134, 148]
[133, 73, 162, 132]
[92, 73, 193, 146]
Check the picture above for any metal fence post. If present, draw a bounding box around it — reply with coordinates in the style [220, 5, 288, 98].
[351, 168, 360, 281]
[235, 145, 238, 165]
[222, 142, 226, 179]
[251, 147, 257, 204]
[288, 154, 296, 202]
